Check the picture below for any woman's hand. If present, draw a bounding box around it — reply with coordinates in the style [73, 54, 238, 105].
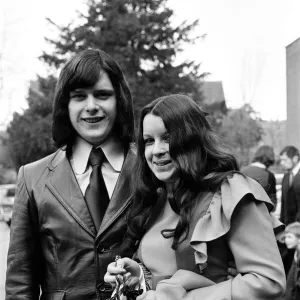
[227, 260, 239, 280]
[104, 257, 141, 288]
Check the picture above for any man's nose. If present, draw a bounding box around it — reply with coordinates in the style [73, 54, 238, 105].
[86, 95, 99, 111]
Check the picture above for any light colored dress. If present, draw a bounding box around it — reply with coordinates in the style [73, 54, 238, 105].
[137, 174, 286, 300]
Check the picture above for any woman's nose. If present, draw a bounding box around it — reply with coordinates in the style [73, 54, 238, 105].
[153, 141, 167, 156]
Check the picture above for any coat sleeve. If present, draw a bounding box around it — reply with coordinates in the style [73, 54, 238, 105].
[226, 196, 286, 299]
[155, 175, 286, 300]
[294, 180, 300, 223]
[5, 166, 42, 300]
[287, 189, 298, 225]
[268, 172, 277, 209]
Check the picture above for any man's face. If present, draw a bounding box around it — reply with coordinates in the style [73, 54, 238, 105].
[280, 152, 298, 171]
[68, 71, 117, 146]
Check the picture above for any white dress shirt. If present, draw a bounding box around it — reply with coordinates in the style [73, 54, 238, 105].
[70, 136, 125, 199]
[251, 162, 266, 169]
[291, 161, 300, 177]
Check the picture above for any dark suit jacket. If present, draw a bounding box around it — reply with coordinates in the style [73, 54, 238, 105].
[280, 170, 300, 225]
[285, 257, 300, 300]
[241, 165, 277, 207]
[5, 147, 137, 300]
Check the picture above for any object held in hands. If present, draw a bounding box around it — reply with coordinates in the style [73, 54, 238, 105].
[109, 255, 143, 300]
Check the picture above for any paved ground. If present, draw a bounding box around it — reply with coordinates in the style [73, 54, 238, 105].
[0, 221, 10, 300]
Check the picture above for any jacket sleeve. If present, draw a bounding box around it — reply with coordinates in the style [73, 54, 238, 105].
[280, 174, 288, 224]
[155, 191, 286, 299]
[294, 182, 300, 223]
[268, 172, 277, 209]
[5, 166, 42, 300]
[226, 196, 286, 299]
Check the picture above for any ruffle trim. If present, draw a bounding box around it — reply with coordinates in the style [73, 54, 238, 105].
[190, 174, 284, 270]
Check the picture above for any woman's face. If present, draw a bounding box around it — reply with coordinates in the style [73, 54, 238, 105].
[143, 113, 177, 183]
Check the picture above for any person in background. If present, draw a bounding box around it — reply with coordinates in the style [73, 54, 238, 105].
[279, 146, 300, 276]
[284, 222, 300, 300]
[105, 94, 286, 300]
[241, 145, 277, 209]
[280, 146, 300, 226]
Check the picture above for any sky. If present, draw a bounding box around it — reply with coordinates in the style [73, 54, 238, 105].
[0, 0, 300, 128]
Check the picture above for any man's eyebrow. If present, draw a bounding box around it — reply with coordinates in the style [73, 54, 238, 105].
[70, 88, 114, 93]
[94, 89, 114, 93]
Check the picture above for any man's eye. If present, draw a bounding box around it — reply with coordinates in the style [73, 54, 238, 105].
[95, 92, 113, 100]
[70, 93, 85, 100]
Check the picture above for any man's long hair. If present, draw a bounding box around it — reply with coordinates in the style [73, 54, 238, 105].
[52, 49, 134, 150]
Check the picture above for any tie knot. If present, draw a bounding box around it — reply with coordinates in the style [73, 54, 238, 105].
[88, 147, 105, 166]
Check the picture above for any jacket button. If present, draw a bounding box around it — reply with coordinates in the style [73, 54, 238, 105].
[98, 283, 113, 292]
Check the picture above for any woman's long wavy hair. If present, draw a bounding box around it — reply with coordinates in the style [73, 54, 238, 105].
[126, 94, 239, 249]
[52, 49, 134, 150]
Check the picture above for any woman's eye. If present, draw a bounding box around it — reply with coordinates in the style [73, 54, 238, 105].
[143, 138, 153, 145]
[164, 135, 170, 142]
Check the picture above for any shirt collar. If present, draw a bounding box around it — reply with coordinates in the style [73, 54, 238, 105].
[291, 161, 300, 176]
[71, 136, 125, 175]
[251, 162, 266, 169]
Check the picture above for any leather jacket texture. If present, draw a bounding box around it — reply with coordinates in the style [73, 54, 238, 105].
[6, 148, 137, 300]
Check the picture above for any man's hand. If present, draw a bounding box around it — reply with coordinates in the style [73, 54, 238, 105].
[227, 260, 239, 280]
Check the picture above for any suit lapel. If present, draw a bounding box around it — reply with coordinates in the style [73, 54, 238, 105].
[292, 170, 300, 189]
[282, 173, 289, 196]
[46, 150, 97, 237]
[97, 146, 136, 237]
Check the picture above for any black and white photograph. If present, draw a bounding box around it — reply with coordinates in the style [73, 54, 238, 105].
[0, 0, 300, 299]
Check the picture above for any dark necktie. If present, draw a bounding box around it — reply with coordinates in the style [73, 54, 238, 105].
[85, 147, 110, 230]
[289, 171, 294, 188]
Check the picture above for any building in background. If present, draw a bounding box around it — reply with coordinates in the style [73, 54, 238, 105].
[200, 81, 227, 113]
[286, 37, 300, 149]
[199, 81, 227, 128]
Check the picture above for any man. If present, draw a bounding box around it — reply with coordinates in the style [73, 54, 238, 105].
[6, 49, 136, 300]
[280, 146, 300, 226]
[5, 49, 237, 300]
[279, 145, 300, 275]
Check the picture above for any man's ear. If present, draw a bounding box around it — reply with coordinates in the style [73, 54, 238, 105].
[292, 155, 299, 164]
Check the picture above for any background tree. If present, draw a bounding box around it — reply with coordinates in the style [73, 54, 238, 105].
[260, 120, 285, 155]
[41, 0, 205, 114]
[6, 0, 207, 170]
[218, 104, 263, 166]
[239, 49, 266, 105]
[6, 76, 56, 171]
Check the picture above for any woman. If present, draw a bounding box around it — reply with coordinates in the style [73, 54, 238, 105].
[105, 94, 286, 299]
